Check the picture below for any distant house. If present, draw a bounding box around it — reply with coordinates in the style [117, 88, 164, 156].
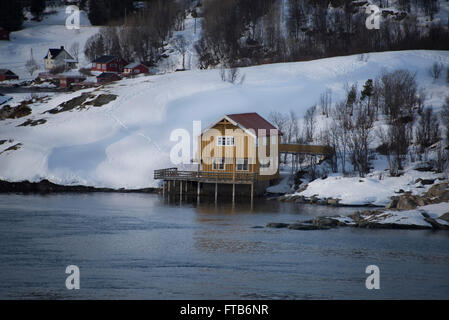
[44, 46, 77, 70]
[0, 28, 10, 41]
[122, 62, 149, 76]
[0, 69, 19, 81]
[58, 74, 86, 88]
[97, 72, 121, 84]
[91, 56, 128, 73]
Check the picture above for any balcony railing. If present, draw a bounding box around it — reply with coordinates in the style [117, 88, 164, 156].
[154, 168, 257, 183]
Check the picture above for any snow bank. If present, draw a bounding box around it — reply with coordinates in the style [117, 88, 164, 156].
[1, 50, 449, 188]
[296, 167, 444, 206]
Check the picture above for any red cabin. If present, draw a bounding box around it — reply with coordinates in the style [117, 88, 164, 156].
[122, 62, 150, 76]
[0, 28, 10, 41]
[0, 69, 19, 81]
[91, 55, 128, 73]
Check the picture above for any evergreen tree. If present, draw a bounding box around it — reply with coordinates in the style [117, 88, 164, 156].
[30, 0, 46, 21]
[0, 0, 23, 31]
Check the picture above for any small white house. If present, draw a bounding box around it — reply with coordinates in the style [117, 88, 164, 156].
[43, 46, 77, 70]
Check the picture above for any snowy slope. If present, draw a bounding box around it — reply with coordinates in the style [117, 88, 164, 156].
[0, 50, 449, 189]
[0, 7, 98, 80]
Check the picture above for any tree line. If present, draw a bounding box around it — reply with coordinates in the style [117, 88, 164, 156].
[269, 69, 449, 179]
[196, 0, 449, 68]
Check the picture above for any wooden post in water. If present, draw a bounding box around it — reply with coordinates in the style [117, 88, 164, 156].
[250, 182, 254, 206]
[232, 183, 235, 205]
[180, 180, 183, 202]
[197, 182, 201, 204]
[215, 182, 218, 204]
[162, 181, 165, 198]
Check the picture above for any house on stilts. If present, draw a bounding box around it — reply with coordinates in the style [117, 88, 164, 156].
[154, 112, 333, 203]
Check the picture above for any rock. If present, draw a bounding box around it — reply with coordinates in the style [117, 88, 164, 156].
[425, 183, 449, 198]
[327, 198, 340, 206]
[421, 179, 435, 185]
[288, 223, 330, 230]
[421, 212, 449, 230]
[439, 212, 449, 222]
[414, 178, 422, 184]
[312, 217, 343, 227]
[310, 196, 319, 204]
[385, 197, 399, 209]
[416, 197, 429, 207]
[266, 223, 289, 228]
[396, 195, 418, 210]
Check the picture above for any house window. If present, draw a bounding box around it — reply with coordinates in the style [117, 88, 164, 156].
[217, 136, 234, 146]
[236, 158, 249, 171]
[271, 135, 277, 144]
[111, 63, 116, 67]
[213, 158, 225, 170]
[102, 64, 106, 70]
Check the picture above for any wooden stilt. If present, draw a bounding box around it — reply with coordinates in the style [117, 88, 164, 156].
[180, 180, 183, 202]
[215, 183, 218, 204]
[197, 182, 200, 204]
[162, 181, 165, 198]
[250, 183, 254, 206]
[232, 183, 235, 204]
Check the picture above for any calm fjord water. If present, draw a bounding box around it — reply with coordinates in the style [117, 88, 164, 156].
[0, 193, 448, 299]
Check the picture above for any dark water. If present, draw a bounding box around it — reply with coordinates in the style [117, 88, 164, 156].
[0, 193, 448, 300]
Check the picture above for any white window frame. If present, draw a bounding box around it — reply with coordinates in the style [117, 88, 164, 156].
[217, 136, 235, 147]
[213, 158, 225, 170]
[236, 158, 249, 171]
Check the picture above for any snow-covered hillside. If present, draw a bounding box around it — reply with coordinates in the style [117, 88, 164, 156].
[0, 7, 97, 79]
[1, 50, 448, 189]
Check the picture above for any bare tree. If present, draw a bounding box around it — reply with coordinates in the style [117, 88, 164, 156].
[25, 49, 39, 76]
[173, 35, 187, 70]
[70, 42, 80, 62]
[320, 88, 332, 117]
[304, 105, 316, 143]
[429, 62, 443, 80]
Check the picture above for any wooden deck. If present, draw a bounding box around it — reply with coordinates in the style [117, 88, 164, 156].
[279, 144, 334, 155]
[154, 168, 258, 184]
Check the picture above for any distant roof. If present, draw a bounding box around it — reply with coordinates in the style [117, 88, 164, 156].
[44, 46, 72, 60]
[124, 62, 147, 69]
[0, 69, 16, 75]
[92, 55, 117, 63]
[227, 113, 282, 136]
[97, 72, 119, 78]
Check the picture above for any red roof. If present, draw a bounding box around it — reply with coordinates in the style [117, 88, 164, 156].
[226, 112, 282, 136]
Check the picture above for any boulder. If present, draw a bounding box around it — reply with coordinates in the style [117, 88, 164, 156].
[288, 223, 330, 230]
[421, 179, 435, 185]
[439, 212, 449, 222]
[266, 223, 289, 228]
[396, 195, 418, 210]
[327, 198, 340, 206]
[425, 183, 449, 198]
[385, 197, 399, 209]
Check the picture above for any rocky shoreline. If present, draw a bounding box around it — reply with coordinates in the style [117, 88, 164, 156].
[0, 179, 159, 194]
[266, 182, 449, 231]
